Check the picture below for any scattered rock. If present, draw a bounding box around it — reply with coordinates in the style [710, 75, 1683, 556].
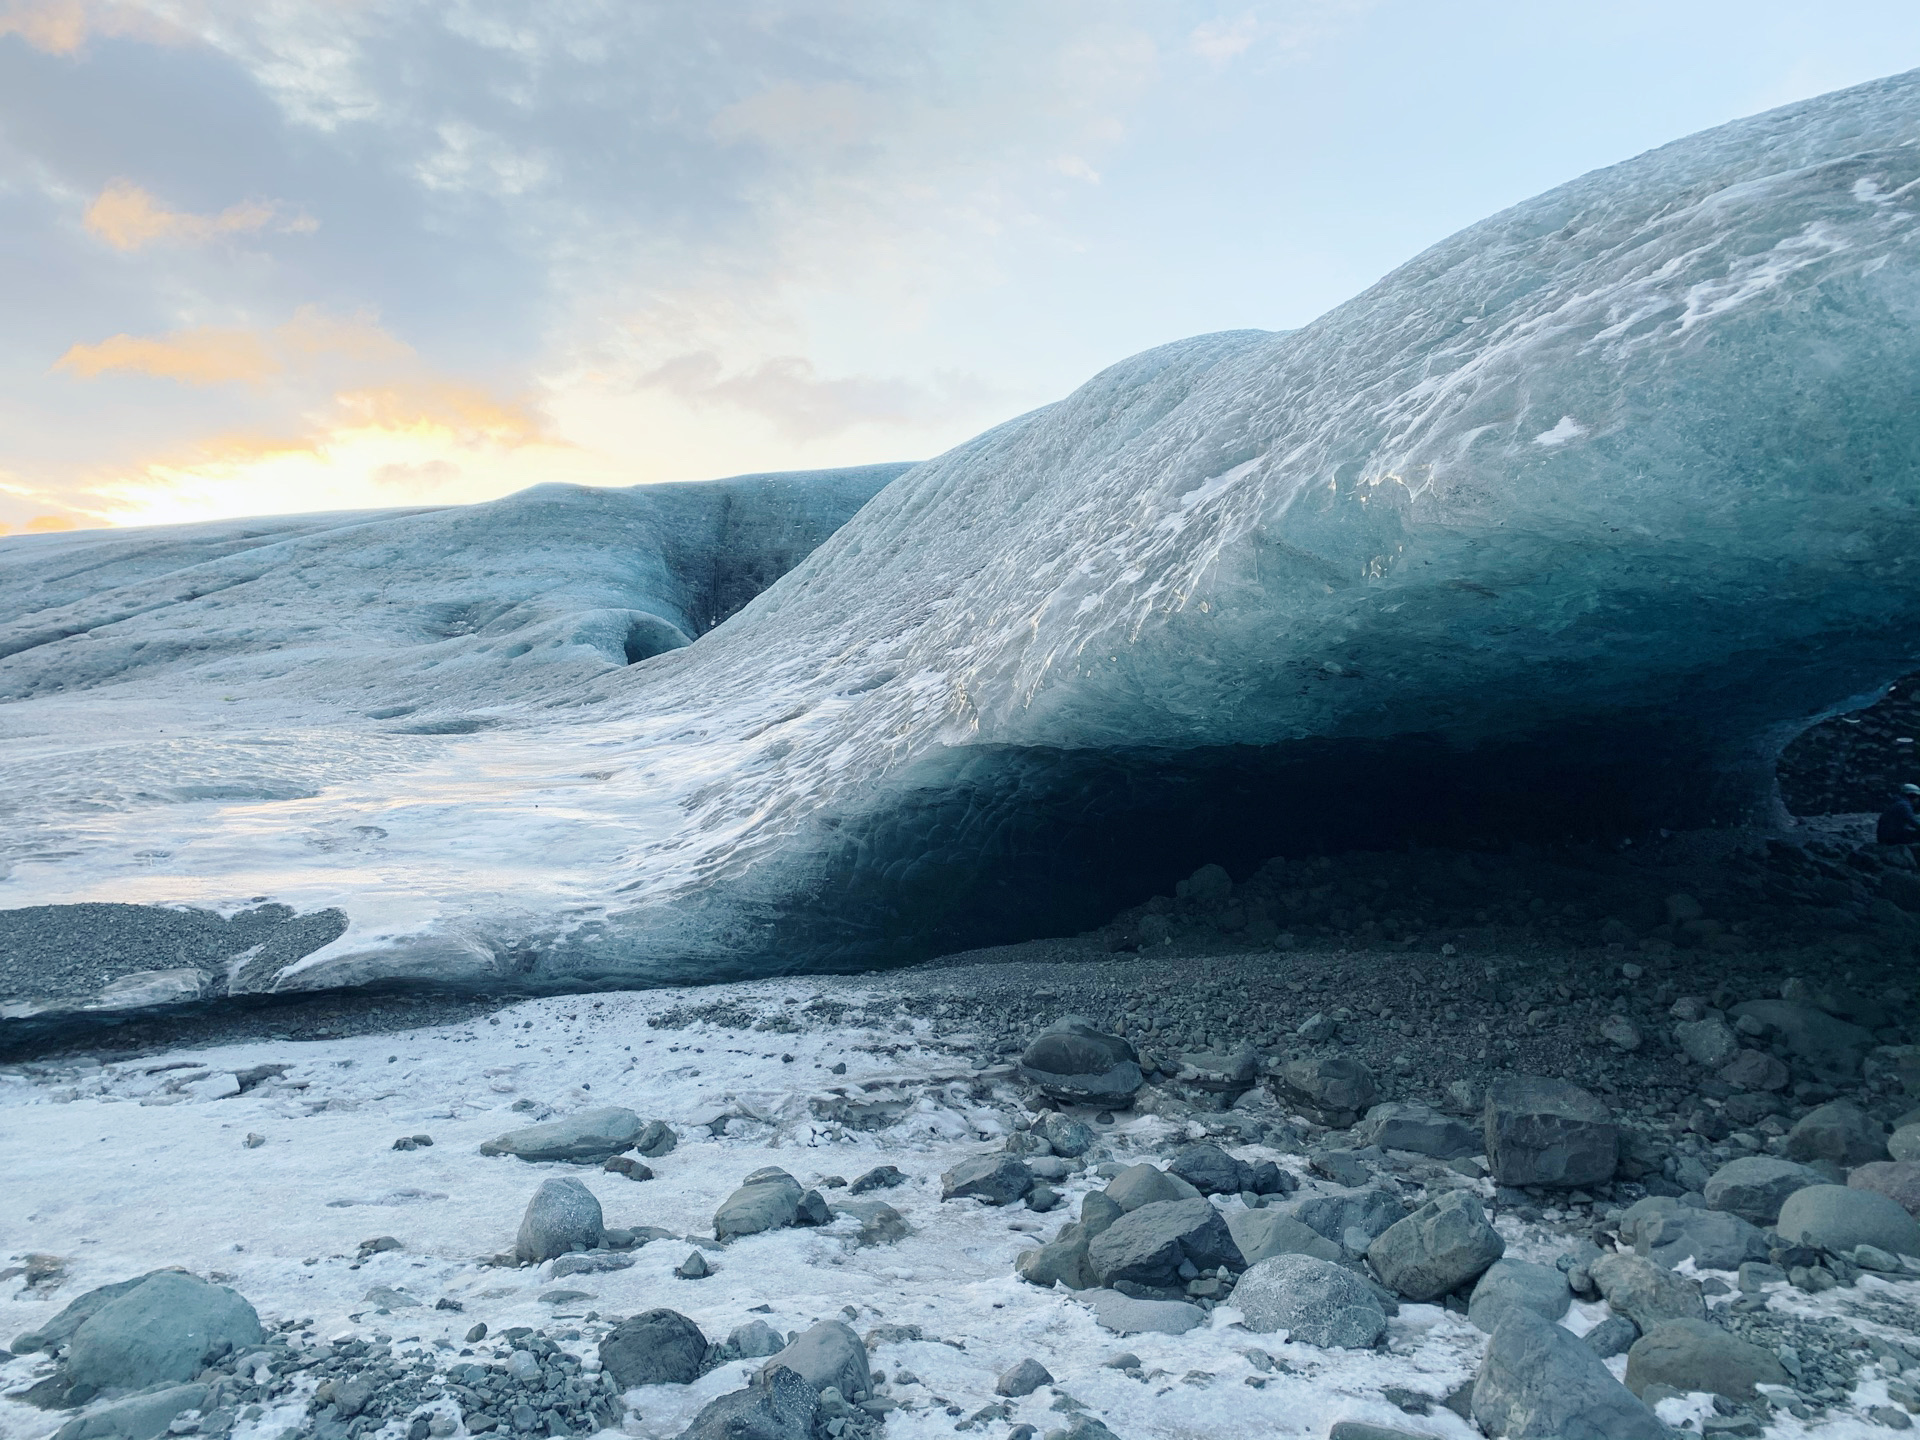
[723, 1321, 786, 1360]
[1167, 1143, 1256, 1195]
[1087, 1197, 1243, 1287]
[479, 1107, 643, 1163]
[1104, 1162, 1201, 1211]
[1020, 1018, 1144, 1109]
[1583, 1314, 1639, 1360]
[1081, 1289, 1205, 1335]
[1353, 1101, 1478, 1159]
[1702, 1156, 1827, 1225]
[834, 1200, 909, 1248]
[1588, 1253, 1705, 1331]
[1728, 1000, 1874, 1079]
[603, 1156, 653, 1181]
[1366, 1190, 1504, 1301]
[1674, 1018, 1740, 1068]
[942, 1155, 1035, 1206]
[1483, 1076, 1617, 1188]
[635, 1119, 677, 1157]
[995, 1359, 1054, 1397]
[515, 1178, 604, 1263]
[52, 1383, 207, 1440]
[1274, 1055, 1379, 1126]
[1623, 1318, 1789, 1402]
[1233, 1254, 1388, 1349]
[1467, 1260, 1570, 1334]
[1039, 1114, 1095, 1158]
[1785, 1100, 1889, 1166]
[1472, 1308, 1666, 1439]
[679, 1365, 817, 1440]
[1775, 1183, 1920, 1256]
[391, 1134, 433, 1151]
[761, 1321, 870, 1399]
[715, 1167, 805, 1239]
[675, 1251, 712, 1279]
[599, 1308, 707, 1387]
[1718, 1050, 1789, 1092]
[849, 1165, 906, 1194]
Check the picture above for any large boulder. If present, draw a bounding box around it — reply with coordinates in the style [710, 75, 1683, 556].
[1472, 1309, 1667, 1439]
[1226, 1208, 1343, 1266]
[516, 1177, 605, 1262]
[51, 1384, 209, 1440]
[1104, 1163, 1201, 1211]
[1728, 1000, 1874, 1079]
[715, 1168, 804, 1239]
[1087, 1197, 1243, 1287]
[1080, 1289, 1206, 1336]
[679, 1365, 817, 1440]
[1784, 1100, 1889, 1166]
[1775, 1183, 1920, 1256]
[1283, 1188, 1405, 1251]
[1673, 1018, 1740, 1068]
[1619, 1197, 1769, 1270]
[941, 1155, 1035, 1206]
[1353, 1101, 1479, 1159]
[1588, 1253, 1704, 1331]
[1718, 1049, 1789, 1092]
[1624, 1318, 1789, 1402]
[1483, 1076, 1617, 1188]
[1851, 1159, 1920, 1216]
[64, 1273, 262, 1394]
[1702, 1156, 1827, 1224]
[599, 1309, 707, 1388]
[1019, 1018, 1143, 1109]
[1366, 1191, 1504, 1301]
[760, 1321, 870, 1399]
[479, 1107, 644, 1163]
[1467, 1260, 1570, 1334]
[1232, 1254, 1387, 1349]
[1892, 1123, 1920, 1162]
[11, 1272, 176, 1357]
[1167, 1143, 1255, 1195]
[1273, 1056, 1379, 1126]
[1014, 1226, 1097, 1290]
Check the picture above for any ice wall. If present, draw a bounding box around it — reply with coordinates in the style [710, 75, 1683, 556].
[7, 71, 1920, 1004]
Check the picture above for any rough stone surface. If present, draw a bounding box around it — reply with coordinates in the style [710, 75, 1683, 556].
[64, 1273, 261, 1393]
[1233, 1254, 1388, 1349]
[1283, 1189, 1404, 1250]
[1366, 1191, 1505, 1302]
[1467, 1259, 1571, 1334]
[1718, 1049, 1789, 1092]
[995, 1359, 1054, 1398]
[51, 1384, 208, 1440]
[1472, 1309, 1666, 1440]
[1775, 1183, 1920, 1256]
[1087, 1197, 1243, 1287]
[1785, 1100, 1889, 1166]
[715, 1168, 804, 1240]
[599, 1309, 707, 1388]
[1275, 1055, 1379, 1124]
[10, 1273, 171, 1357]
[680, 1365, 817, 1440]
[1226, 1208, 1344, 1266]
[760, 1321, 871, 1399]
[1891, 1123, 1920, 1163]
[1104, 1163, 1201, 1212]
[1702, 1156, 1827, 1225]
[941, 1155, 1035, 1206]
[1166, 1142, 1253, 1195]
[1081, 1289, 1205, 1335]
[1353, 1101, 1478, 1159]
[478, 1107, 643, 1163]
[1619, 1197, 1770, 1270]
[515, 1178, 604, 1262]
[1728, 1000, 1875, 1078]
[1589, 1253, 1705, 1331]
[1483, 1076, 1617, 1188]
[1019, 1018, 1144, 1108]
[1039, 1114, 1095, 1158]
[1623, 1318, 1789, 1402]
[1851, 1159, 1920, 1216]
[1674, 1018, 1740, 1068]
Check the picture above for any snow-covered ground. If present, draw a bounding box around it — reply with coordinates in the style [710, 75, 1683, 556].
[2, 984, 1912, 1440]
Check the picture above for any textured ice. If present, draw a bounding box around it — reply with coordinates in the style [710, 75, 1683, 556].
[7, 72, 1920, 1000]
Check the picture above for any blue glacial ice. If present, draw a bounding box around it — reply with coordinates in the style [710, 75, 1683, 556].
[6, 71, 1920, 1002]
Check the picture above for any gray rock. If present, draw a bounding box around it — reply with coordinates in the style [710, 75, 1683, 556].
[1718, 1049, 1789, 1092]
[1045, 1419, 1122, 1440]
[1624, 1318, 1789, 1401]
[635, 1119, 677, 1157]
[848, 1164, 905, 1194]
[52, 1384, 208, 1440]
[1233, 1254, 1387, 1348]
[796, 1189, 831, 1226]
[548, 1252, 635, 1278]
[1354, 1101, 1479, 1159]
[1366, 1191, 1504, 1301]
[1081, 1289, 1205, 1335]
[1015, 1229, 1096, 1290]
[1589, 1253, 1705, 1331]
[1104, 1162, 1200, 1211]
[1080, 1190, 1126, 1236]
[761, 1321, 870, 1399]
[715, 1167, 803, 1239]
[675, 1251, 711, 1279]
[599, 1309, 707, 1387]
[1167, 1143, 1252, 1195]
[1472, 1308, 1666, 1439]
[1674, 1018, 1740, 1068]
[1087, 1197, 1243, 1287]
[1728, 1000, 1874, 1079]
[1226, 1208, 1343, 1266]
[1785, 1100, 1889, 1166]
[1620, 1197, 1770, 1270]
[1851, 1159, 1920, 1216]
[1583, 1314, 1640, 1360]
[1483, 1076, 1617, 1188]
[941, 1155, 1035, 1206]
[1040, 1114, 1095, 1158]
[679, 1365, 817, 1440]
[1702, 1156, 1827, 1224]
[515, 1178, 604, 1262]
[1020, 1018, 1144, 1108]
[1275, 1055, 1379, 1124]
[479, 1107, 643, 1163]
[1327, 1426, 1431, 1440]
[833, 1200, 908, 1248]
[724, 1320, 786, 1360]
[1775, 1183, 1920, 1256]
[1467, 1259, 1570, 1334]
[1282, 1187, 1404, 1248]
[11, 1272, 175, 1356]
[64, 1272, 262, 1393]
[995, 1359, 1054, 1397]
[1892, 1123, 1920, 1162]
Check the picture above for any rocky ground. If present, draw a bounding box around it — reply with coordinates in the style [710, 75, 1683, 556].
[3, 813, 1920, 1440]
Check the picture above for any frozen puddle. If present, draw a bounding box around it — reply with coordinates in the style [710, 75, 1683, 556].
[0, 982, 1911, 1439]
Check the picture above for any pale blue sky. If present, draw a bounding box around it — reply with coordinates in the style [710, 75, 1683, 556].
[3, 1, 1918, 529]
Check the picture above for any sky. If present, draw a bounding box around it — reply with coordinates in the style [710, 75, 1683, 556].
[3, 2, 1920, 533]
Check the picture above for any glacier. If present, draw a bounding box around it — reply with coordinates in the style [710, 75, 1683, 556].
[6, 71, 1920, 1008]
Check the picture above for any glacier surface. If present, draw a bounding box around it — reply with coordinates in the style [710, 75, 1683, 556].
[7, 71, 1920, 1003]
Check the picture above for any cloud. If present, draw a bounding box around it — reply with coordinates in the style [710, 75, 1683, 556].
[0, 0, 177, 55]
[83, 179, 318, 251]
[636, 351, 1001, 442]
[53, 307, 409, 386]
[1190, 13, 1260, 64]
[371, 458, 461, 490]
[332, 381, 550, 447]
